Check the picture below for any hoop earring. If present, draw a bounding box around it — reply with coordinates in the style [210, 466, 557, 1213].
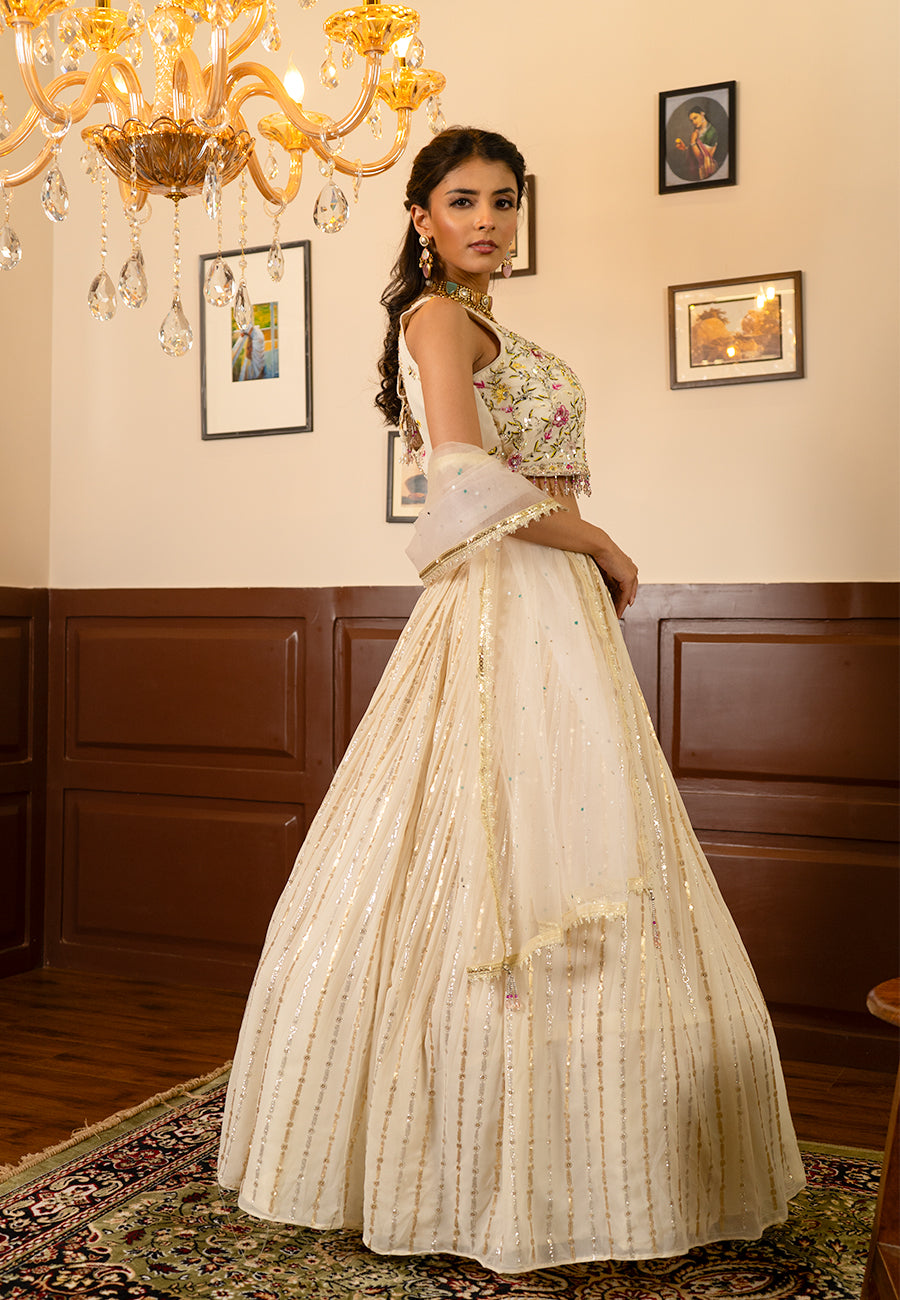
[500, 250, 513, 278]
[418, 234, 433, 281]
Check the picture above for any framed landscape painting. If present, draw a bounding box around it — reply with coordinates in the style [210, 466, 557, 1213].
[668, 271, 804, 389]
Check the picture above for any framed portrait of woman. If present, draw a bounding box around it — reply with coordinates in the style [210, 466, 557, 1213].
[659, 81, 737, 195]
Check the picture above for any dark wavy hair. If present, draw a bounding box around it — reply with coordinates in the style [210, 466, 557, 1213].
[375, 127, 526, 426]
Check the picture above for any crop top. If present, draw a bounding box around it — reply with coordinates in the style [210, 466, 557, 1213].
[397, 292, 591, 496]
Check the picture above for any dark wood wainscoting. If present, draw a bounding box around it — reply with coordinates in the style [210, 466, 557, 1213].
[44, 588, 419, 989]
[0, 588, 48, 977]
[6, 581, 898, 1071]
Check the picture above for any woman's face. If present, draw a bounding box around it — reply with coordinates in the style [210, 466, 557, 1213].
[410, 156, 519, 287]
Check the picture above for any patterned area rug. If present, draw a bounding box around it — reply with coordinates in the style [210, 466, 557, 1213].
[0, 1080, 879, 1299]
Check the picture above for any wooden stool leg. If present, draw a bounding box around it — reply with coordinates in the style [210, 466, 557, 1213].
[862, 1064, 900, 1299]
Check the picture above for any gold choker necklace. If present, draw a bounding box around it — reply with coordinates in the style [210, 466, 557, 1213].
[429, 280, 495, 321]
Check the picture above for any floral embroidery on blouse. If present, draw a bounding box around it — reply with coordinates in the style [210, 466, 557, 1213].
[477, 324, 590, 495]
[397, 300, 591, 493]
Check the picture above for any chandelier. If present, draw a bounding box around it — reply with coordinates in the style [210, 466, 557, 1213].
[0, 0, 445, 353]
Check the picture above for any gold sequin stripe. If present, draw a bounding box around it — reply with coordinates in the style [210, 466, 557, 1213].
[418, 499, 562, 586]
[474, 546, 518, 1005]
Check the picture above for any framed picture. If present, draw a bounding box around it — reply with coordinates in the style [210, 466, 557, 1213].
[659, 81, 736, 194]
[199, 240, 312, 440]
[507, 174, 536, 277]
[668, 271, 804, 389]
[386, 429, 428, 522]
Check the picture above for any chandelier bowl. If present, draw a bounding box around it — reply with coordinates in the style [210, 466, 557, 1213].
[83, 117, 255, 197]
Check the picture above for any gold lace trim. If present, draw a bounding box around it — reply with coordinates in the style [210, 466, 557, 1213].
[467, 880, 651, 982]
[418, 499, 562, 586]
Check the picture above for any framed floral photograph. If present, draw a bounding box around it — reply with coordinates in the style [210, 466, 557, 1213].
[659, 81, 736, 195]
[386, 429, 428, 522]
[507, 174, 536, 277]
[668, 271, 804, 389]
[199, 240, 312, 440]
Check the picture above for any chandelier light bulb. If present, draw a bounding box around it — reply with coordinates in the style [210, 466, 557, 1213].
[284, 58, 305, 102]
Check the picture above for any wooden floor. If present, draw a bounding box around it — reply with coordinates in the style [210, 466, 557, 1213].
[0, 967, 895, 1169]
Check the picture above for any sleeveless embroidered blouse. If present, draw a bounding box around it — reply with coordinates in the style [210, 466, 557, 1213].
[397, 297, 591, 496]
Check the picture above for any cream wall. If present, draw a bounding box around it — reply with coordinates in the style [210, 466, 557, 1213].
[1, 0, 897, 588]
[0, 40, 52, 587]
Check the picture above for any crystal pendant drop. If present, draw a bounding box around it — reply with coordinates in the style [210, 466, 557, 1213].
[203, 255, 235, 306]
[406, 35, 424, 69]
[150, 13, 179, 46]
[296, 0, 315, 9]
[366, 102, 382, 140]
[313, 181, 349, 233]
[202, 161, 221, 220]
[126, 0, 145, 25]
[40, 165, 69, 222]
[118, 250, 148, 308]
[340, 38, 354, 69]
[123, 35, 143, 66]
[88, 269, 117, 320]
[0, 223, 22, 270]
[0, 109, 11, 141]
[34, 27, 55, 65]
[267, 238, 284, 281]
[263, 153, 278, 182]
[58, 12, 79, 41]
[319, 54, 339, 89]
[233, 280, 254, 330]
[261, 15, 281, 52]
[80, 144, 100, 181]
[59, 43, 80, 73]
[159, 297, 192, 355]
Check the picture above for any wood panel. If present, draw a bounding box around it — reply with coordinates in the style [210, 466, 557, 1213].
[333, 617, 410, 763]
[58, 790, 302, 985]
[0, 590, 48, 977]
[659, 618, 898, 840]
[65, 617, 306, 768]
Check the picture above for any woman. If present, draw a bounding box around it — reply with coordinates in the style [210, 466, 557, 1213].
[218, 127, 804, 1273]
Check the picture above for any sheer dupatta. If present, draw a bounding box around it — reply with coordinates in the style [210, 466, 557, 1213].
[406, 441, 561, 586]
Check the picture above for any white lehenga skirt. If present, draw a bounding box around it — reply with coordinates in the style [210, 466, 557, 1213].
[217, 537, 805, 1274]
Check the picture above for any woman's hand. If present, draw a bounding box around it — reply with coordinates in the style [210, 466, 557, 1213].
[594, 542, 638, 617]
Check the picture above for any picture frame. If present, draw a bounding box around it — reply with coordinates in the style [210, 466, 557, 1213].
[507, 173, 536, 277]
[659, 81, 737, 195]
[668, 271, 804, 390]
[199, 240, 312, 440]
[386, 429, 428, 522]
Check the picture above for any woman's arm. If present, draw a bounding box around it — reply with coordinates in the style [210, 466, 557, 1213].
[407, 301, 639, 614]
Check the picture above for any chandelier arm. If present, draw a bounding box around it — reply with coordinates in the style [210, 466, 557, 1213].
[225, 3, 266, 62]
[245, 144, 303, 206]
[0, 138, 54, 185]
[0, 63, 146, 160]
[322, 50, 383, 139]
[226, 61, 355, 144]
[329, 109, 410, 178]
[12, 19, 72, 126]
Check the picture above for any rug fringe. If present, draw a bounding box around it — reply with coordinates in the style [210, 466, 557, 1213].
[0, 1061, 232, 1184]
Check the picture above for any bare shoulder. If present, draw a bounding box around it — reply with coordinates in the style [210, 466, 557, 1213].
[404, 296, 481, 366]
